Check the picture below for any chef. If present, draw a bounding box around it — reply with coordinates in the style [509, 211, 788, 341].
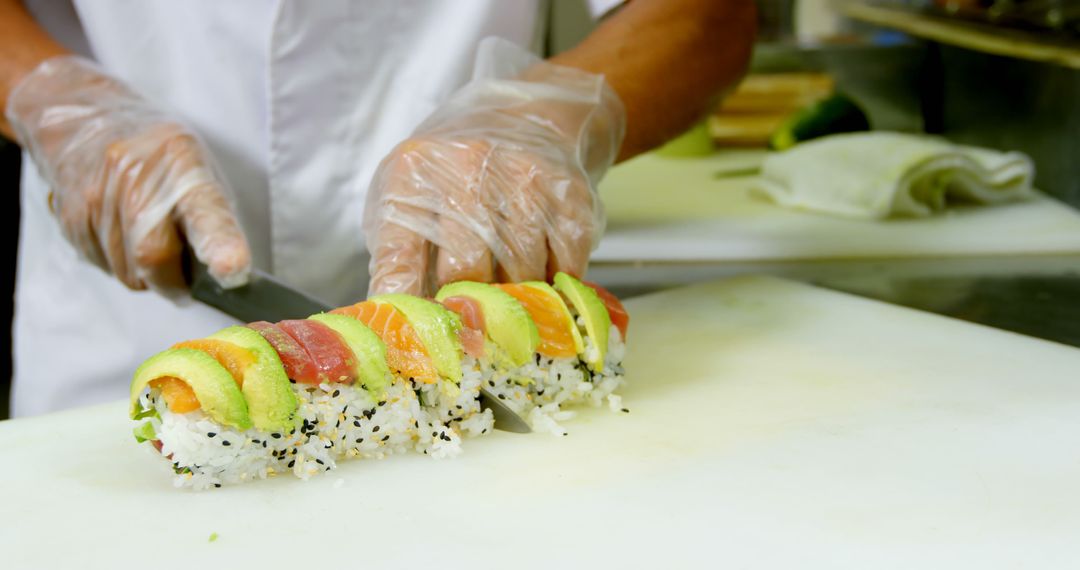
[0, 0, 754, 416]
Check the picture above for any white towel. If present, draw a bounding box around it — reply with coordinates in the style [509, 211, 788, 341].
[753, 132, 1036, 219]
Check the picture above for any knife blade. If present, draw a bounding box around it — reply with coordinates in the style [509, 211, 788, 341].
[188, 253, 531, 433]
[190, 257, 333, 324]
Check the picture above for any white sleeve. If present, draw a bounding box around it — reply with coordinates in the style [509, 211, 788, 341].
[586, 0, 625, 20]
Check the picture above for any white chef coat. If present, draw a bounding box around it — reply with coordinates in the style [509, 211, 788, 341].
[12, 0, 620, 417]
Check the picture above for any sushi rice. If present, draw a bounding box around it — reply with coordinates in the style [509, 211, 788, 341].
[140, 372, 493, 490]
[483, 325, 626, 436]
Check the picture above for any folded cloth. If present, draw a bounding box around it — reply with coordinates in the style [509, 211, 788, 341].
[753, 132, 1036, 219]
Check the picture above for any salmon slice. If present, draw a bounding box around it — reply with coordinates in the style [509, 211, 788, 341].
[440, 296, 486, 359]
[332, 301, 440, 384]
[441, 296, 485, 332]
[496, 284, 578, 358]
[150, 339, 255, 413]
[148, 377, 201, 413]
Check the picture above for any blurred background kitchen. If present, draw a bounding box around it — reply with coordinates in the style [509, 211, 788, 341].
[1, 0, 1078, 418]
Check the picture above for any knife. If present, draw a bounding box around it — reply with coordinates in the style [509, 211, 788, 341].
[188, 254, 532, 433]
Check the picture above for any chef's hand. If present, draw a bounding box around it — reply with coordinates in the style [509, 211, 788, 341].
[365, 39, 625, 295]
[5, 56, 251, 293]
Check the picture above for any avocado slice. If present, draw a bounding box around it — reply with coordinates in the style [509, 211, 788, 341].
[520, 281, 585, 354]
[369, 294, 463, 384]
[130, 348, 252, 430]
[553, 272, 611, 372]
[435, 281, 539, 367]
[207, 326, 298, 432]
[308, 313, 392, 398]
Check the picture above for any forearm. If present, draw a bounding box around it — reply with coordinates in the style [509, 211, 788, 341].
[0, 0, 69, 140]
[550, 0, 756, 162]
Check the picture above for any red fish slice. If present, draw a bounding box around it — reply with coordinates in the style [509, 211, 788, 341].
[277, 320, 357, 384]
[248, 321, 321, 384]
[583, 280, 629, 338]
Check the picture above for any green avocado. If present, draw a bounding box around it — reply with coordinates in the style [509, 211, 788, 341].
[370, 294, 463, 384]
[520, 281, 584, 353]
[207, 326, 298, 432]
[308, 313, 392, 398]
[129, 348, 252, 430]
[435, 281, 539, 367]
[553, 272, 611, 372]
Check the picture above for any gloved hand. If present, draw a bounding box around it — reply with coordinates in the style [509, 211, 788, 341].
[5, 56, 251, 293]
[365, 38, 625, 295]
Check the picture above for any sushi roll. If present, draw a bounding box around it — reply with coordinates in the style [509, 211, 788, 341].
[436, 272, 629, 435]
[129, 275, 628, 489]
[130, 319, 427, 490]
[330, 295, 494, 452]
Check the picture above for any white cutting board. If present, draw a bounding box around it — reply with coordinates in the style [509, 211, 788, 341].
[595, 151, 1080, 262]
[4, 276, 1080, 569]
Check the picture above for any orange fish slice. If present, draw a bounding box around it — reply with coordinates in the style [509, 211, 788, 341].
[150, 339, 255, 413]
[332, 301, 441, 384]
[496, 284, 578, 358]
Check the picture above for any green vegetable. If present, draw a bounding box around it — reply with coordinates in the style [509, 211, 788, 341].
[769, 93, 870, 151]
[132, 421, 156, 443]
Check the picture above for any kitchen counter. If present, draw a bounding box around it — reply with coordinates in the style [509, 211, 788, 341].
[591, 151, 1080, 349]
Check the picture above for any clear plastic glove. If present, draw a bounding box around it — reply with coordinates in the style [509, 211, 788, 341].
[5, 56, 251, 293]
[364, 38, 625, 295]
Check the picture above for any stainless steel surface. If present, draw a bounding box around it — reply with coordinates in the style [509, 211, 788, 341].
[595, 254, 1080, 349]
[191, 256, 531, 432]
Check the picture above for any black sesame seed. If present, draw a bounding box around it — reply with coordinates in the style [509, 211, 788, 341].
[355, 438, 364, 444]
[432, 432, 438, 437]
[315, 459, 325, 465]
[207, 432, 217, 438]
[214, 484, 222, 488]
[222, 440, 231, 446]
[288, 460, 296, 468]
[497, 393, 506, 400]
[372, 425, 381, 432]
[378, 401, 386, 407]
[353, 420, 362, 427]
[382, 435, 390, 442]
[621, 408, 630, 413]
[456, 405, 462, 410]
[291, 448, 298, 455]
[332, 389, 340, 397]
[262, 441, 268, 448]
[413, 420, 419, 428]
[488, 380, 495, 387]
[481, 429, 488, 434]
